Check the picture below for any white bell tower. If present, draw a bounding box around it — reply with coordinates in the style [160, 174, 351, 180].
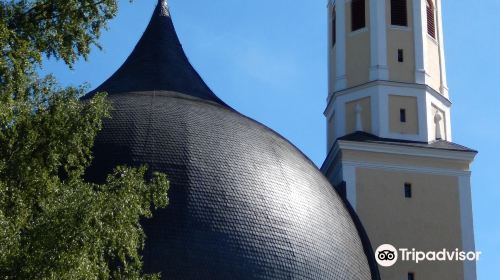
[326, 0, 451, 150]
[323, 1, 478, 279]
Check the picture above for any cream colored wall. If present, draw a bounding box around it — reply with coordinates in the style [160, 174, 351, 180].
[387, 29, 416, 83]
[389, 95, 419, 134]
[356, 167, 464, 280]
[386, 0, 416, 83]
[426, 37, 442, 92]
[345, 97, 372, 134]
[346, 1, 371, 87]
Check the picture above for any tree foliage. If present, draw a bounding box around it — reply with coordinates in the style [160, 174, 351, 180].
[0, 1, 169, 279]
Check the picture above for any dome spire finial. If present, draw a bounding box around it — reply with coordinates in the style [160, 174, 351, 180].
[159, 0, 170, 17]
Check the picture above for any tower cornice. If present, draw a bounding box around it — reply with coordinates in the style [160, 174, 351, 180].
[325, 80, 452, 117]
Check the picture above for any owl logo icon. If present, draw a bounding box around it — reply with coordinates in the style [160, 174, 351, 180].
[375, 244, 398, 267]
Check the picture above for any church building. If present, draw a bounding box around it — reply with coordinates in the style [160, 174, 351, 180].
[84, 0, 476, 279]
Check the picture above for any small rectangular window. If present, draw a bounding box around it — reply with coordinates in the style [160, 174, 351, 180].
[408, 272, 415, 280]
[351, 0, 366, 31]
[398, 49, 404, 62]
[400, 109, 407, 123]
[391, 0, 408, 26]
[405, 183, 412, 198]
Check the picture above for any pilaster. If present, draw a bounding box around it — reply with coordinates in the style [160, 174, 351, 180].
[335, 0, 347, 91]
[413, 0, 428, 84]
[459, 174, 477, 280]
[435, 0, 449, 97]
[369, 0, 389, 80]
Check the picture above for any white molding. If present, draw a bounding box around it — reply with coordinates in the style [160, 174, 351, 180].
[383, 90, 429, 142]
[327, 85, 379, 140]
[326, 79, 451, 109]
[369, 0, 389, 81]
[372, 85, 381, 136]
[326, 80, 455, 142]
[459, 174, 477, 280]
[327, 109, 337, 149]
[348, 27, 369, 37]
[335, 94, 346, 139]
[329, 80, 452, 106]
[418, 90, 429, 140]
[427, 34, 439, 45]
[322, 142, 341, 175]
[342, 159, 471, 177]
[413, 0, 427, 84]
[327, 156, 343, 185]
[426, 92, 452, 141]
[444, 101, 452, 141]
[341, 164, 357, 210]
[383, 132, 423, 142]
[389, 25, 412, 31]
[327, 108, 335, 122]
[435, 0, 449, 97]
[335, 0, 347, 91]
[369, 65, 389, 80]
[335, 75, 347, 91]
[338, 140, 477, 162]
[328, 3, 334, 97]
[378, 87, 389, 137]
[426, 83, 452, 107]
[325, 97, 335, 120]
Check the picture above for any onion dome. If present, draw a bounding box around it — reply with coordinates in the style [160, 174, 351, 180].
[85, 1, 380, 279]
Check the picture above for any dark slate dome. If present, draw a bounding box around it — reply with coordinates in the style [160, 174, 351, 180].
[85, 1, 379, 279]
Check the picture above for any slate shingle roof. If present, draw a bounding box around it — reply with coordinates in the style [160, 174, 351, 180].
[86, 0, 226, 106]
[84, 1, 379, 279]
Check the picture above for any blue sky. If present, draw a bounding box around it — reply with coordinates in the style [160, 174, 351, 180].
[41, 0, 499, 278]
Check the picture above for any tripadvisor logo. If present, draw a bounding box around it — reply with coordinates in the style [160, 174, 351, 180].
[375, 244, 398, 267]
[375, 244, 482, 267]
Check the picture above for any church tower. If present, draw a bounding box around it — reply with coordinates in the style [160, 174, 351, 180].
[322, 0, 477, 279]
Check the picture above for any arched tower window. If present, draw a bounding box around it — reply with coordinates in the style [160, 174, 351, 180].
[332, 8, 336, 47]
[426, 0, 436, 38]
[391, 0, 408, 26]
[351, 0, 366, 31]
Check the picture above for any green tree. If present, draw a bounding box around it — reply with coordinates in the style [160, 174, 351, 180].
[0, 1, 169, 279]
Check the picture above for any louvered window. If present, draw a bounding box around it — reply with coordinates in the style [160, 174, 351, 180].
[332, 8, 336, 47]
[391, 0, 408, 26]
[427, 0, 436, 38]
[351, 0, 366, 31]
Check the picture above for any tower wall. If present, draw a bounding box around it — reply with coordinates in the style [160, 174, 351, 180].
[322, 142, 477, 280]
[324, 1, 477, 279]
[385, 0, 416, 84]
[346, 1, 372, 88]
[327, 0, 450, 147]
